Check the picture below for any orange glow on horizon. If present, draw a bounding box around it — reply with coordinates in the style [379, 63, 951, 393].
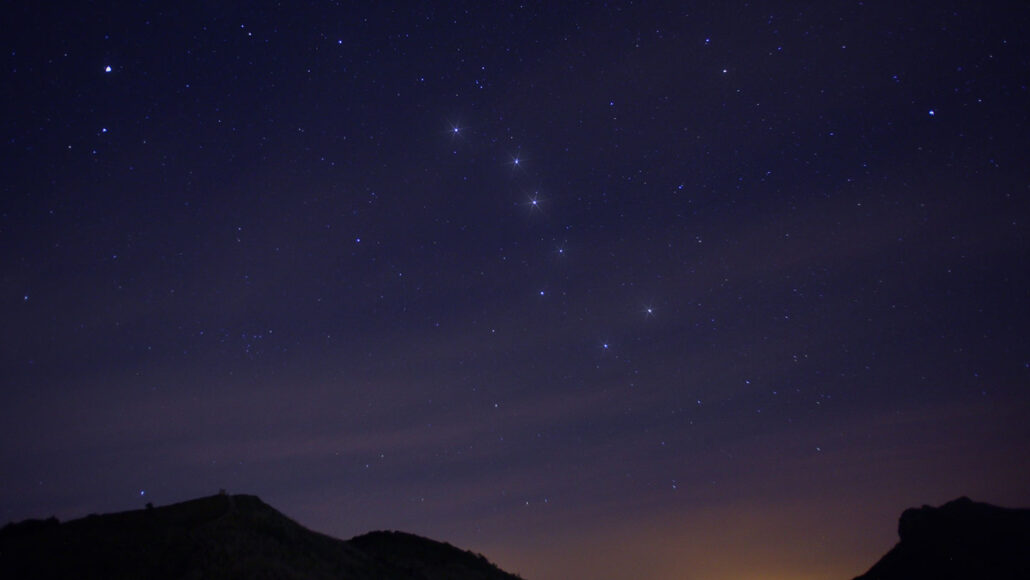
[478, 498, 892, 580]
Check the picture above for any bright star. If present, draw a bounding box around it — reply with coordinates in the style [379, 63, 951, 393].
[525, 193, 545, 212]
[508, 149, 524, 171]
[104, 65, 112, 73]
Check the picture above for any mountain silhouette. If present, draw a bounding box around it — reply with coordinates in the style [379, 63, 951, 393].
[0, 493, 522, 580]
[854, 496, 1030, 579]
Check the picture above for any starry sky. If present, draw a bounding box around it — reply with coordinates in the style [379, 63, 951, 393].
[2, 1, 1030, 578]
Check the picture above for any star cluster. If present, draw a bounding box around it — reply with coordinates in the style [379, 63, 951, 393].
[2, 2, 1029, 579]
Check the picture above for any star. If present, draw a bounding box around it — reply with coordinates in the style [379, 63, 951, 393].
[104, 65, 112, 73]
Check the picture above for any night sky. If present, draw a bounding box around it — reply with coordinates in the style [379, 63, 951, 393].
[3, 2, 1030, 578]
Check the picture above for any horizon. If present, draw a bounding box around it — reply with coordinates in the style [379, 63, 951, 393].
[3, 1, 1029, 579]
[8, 490, 1028, 579]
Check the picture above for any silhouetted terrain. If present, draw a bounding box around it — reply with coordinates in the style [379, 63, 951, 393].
[854, 497, 1030, 580]
[0, 493, 522, 580]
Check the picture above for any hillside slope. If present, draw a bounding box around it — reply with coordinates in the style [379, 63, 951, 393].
[0, 493, 521, 580]
[854, 497, 1030, 580]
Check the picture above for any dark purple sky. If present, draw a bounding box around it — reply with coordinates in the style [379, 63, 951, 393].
[3, 2, 1029, 578]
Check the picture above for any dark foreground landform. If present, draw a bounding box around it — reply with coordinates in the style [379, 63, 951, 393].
[0, 493, 522, 580]
[854, 496, 1030, 580]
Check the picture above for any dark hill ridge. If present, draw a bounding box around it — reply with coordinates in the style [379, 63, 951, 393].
[0, 493, 522, 580]
[854, 496, 1030, 580]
